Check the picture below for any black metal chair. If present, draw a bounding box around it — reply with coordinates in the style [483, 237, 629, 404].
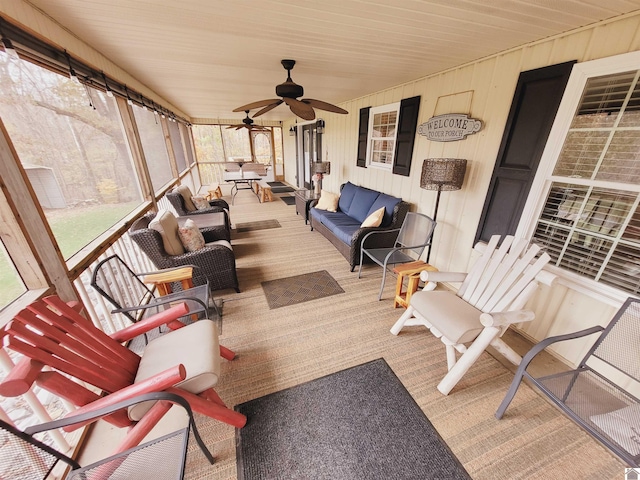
[358, 212, 436, 300]
[0, 392, 213, 479]
[496, 297, 640, 467]
[91, 254, 212, 324]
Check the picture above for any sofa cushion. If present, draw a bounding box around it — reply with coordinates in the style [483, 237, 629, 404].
[149, 209, 185, 256]
[367, 193, 402, 227]
[348, 187, 381, 223]
[338, 181, 358, 214]
[320, 213, 362, 245]
[175, 185, 197, 211]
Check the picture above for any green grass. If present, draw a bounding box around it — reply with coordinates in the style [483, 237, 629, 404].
[0, 202, 138, 309]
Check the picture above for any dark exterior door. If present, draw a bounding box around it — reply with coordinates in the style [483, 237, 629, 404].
[475, 61, 576, 243]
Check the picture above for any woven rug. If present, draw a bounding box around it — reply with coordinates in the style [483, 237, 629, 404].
[261, 270, 344, 309]
[271, 186, 295, 193]
[235, 219, 281, 233]
[235, 358, 470, 479]
[267, 181, 286, 187]
[279, 196, 296, 205]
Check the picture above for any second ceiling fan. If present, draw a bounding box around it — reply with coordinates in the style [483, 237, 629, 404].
[227, 111, 270, 131]
[234, 59, 348, 121]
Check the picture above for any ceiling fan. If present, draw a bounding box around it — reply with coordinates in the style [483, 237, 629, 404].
[226, 111, 270, 131]
[233, 59, 348, 121]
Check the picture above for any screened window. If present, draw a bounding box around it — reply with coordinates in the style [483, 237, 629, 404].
[168, 120, 187, 173]
[0, 51, 143, 260]
[132, 105, 173, 191]
[366, 103, 400, 169]
[0, 240, 26, 310]
[531, 68, 640, 296]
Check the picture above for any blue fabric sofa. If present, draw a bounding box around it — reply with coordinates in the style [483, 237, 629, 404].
[309, 182, 411, 271]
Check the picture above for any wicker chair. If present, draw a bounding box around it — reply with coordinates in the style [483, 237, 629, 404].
[166, 186, 230, 229]
[129, 213, 240, 293]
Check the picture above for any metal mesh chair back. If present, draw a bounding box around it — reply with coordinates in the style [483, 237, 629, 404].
[396, 212, 437, 257]
[67, 429, 189, 480]
[0, 420, 77, 480]
[588, 298, 640, 382]
[91, 254, 155, 323]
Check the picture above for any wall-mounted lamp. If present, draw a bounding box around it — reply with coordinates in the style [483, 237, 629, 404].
[316, 119, 325, 134]
[289, 125, 297, 136]
[420, 158, 467, 262]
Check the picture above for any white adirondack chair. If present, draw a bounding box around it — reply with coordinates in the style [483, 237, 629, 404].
[390, 235, 556, 395]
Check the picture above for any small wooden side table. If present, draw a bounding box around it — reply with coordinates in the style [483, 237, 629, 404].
[393, 261, 438, 309]
[142, 267, 195, 296]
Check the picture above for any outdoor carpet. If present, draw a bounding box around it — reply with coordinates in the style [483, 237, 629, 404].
[235, 358, 470, 480]
[271, 186, 295, 193]
[261, 270, 344, 309]
[267, 181, 287, 187]
[280, 196, 296, 205]
[235, 219, 281, 233]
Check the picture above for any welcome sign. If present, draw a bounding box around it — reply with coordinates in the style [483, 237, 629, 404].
[418, 113, 482, 142]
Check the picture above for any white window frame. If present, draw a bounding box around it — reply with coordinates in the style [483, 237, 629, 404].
[366, 102, 400, 171]
[517, 51, 640, 305]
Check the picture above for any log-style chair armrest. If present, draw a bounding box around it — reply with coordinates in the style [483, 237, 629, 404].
[110, 303, 190, 343]
[479, 310, 536, 328]
[419, 271, 468, 283]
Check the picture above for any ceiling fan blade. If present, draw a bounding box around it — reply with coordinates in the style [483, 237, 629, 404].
[253, 100, 283, 117]
[283, 97, 315, 120]
[302, 99, 348, 115]
[233, 99, 282, 112]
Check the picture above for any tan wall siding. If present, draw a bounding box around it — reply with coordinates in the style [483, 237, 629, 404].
[295, 13, 640, 366]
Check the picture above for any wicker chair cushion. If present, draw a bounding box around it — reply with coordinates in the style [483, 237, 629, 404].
[149, 210, 185, 256]
[178, 219, 205, 252]
[206, 239, 232, 250]
[175, 185, 197, 211]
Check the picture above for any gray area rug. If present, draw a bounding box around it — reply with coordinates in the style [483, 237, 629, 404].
[261, 270, 344, 309]
[271, 186, 295, 193]
[235, 219, 281, 232]
[267, 181, 286, 187]
[235, 358, 470, 480]
[279, 196, 296, 205]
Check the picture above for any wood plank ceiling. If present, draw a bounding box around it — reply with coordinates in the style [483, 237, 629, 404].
[24, 0, 640, 121]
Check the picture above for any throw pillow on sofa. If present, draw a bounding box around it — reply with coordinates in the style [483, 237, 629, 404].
[315, 190, 339, 212]
[361, 207, 385, 228]
[178, 218, 205, 252]
[149, 209, 185, 256]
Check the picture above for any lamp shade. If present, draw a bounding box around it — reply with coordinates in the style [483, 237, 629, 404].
[420, 158, 467, 191]
[313, 162, 331, 175]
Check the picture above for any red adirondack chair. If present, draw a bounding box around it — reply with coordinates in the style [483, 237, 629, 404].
[0, 295, 246, 456]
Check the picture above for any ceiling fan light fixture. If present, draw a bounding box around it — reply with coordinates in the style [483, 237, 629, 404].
[233, 59, 348, 121]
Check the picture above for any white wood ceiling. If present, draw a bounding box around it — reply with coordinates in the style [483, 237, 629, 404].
[26, 0, 640, 121]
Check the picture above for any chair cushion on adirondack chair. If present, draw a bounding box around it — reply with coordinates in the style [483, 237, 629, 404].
[409, 290, 484, 344]
[130, 320, 221, 421]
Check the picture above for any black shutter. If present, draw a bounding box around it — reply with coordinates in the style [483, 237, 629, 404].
[392, 95, 421, 176]
[356, 107, 370, 168]
[475, 61, 575, 243]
